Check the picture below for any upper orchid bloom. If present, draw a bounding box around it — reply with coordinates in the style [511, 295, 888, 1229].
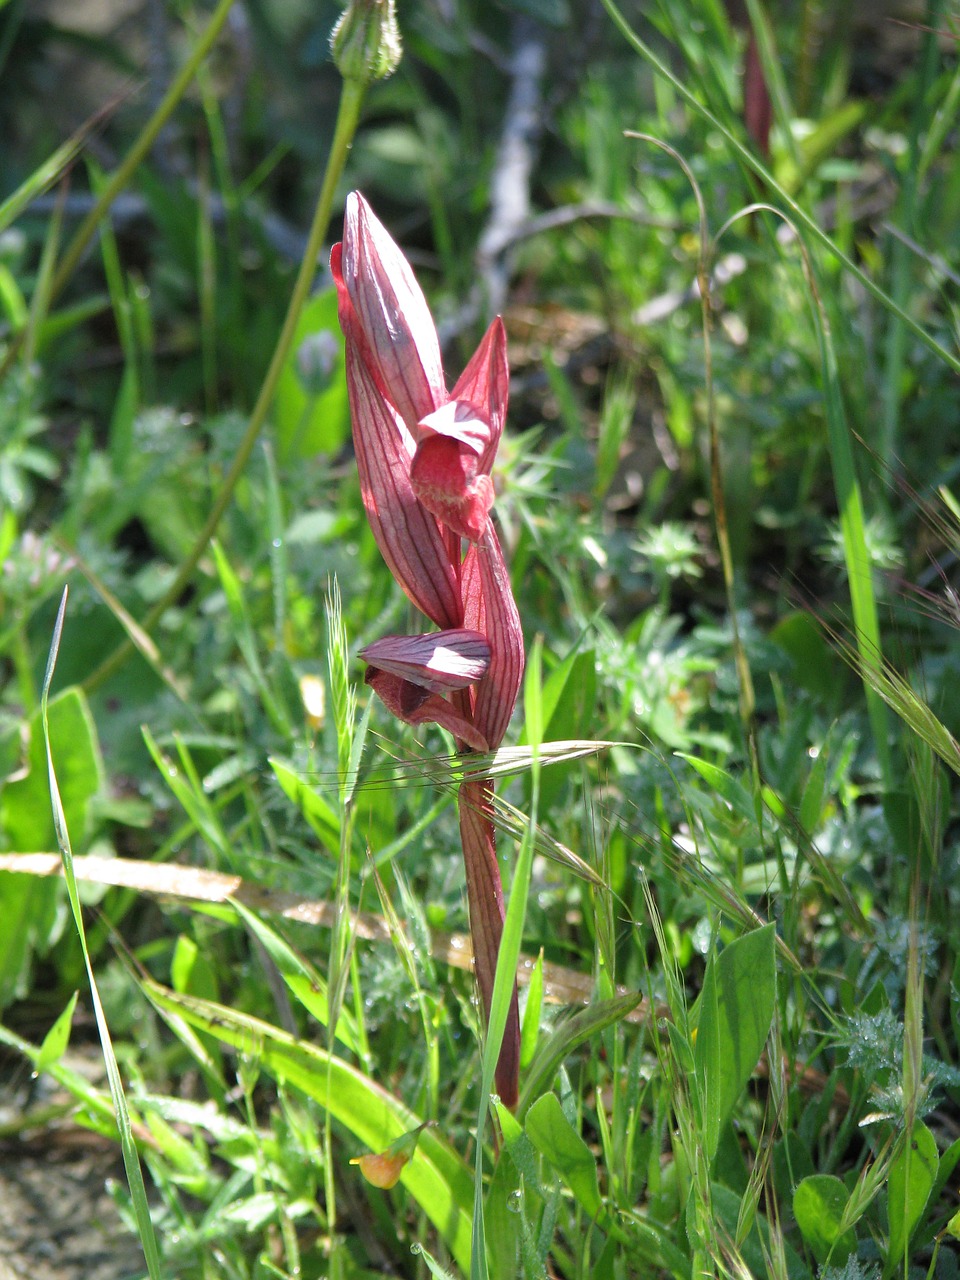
[411, 401, 495, 542]
[331, 190, 522, 752]
[332, 192, 509, 555]
[334, 191, 445, 434]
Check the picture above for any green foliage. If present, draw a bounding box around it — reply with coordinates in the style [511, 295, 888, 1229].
[1, 1, 960, 1277]
[794, 1175, 856, 1267]
[273, 287, 350, 459]
[693, 924, 776, 1165]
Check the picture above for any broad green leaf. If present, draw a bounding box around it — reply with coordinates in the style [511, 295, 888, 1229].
[0, 263, 27, 329]
[799, 738, 832, 834]
[525, 1092, 602, 1220]
[171, 935, 220, 1003]
[693, 924, 776, 1163]
[1, 687, 104, 852]
[887, 1121, 939, 1271]
[0, 688, 104, 1007]
[519, 1085, 688, 1278]
[522, 646, 597, 809]
[36, 991, 79, 1075]
[769, 610, 845, 703]
[0, 875, 41, 1008]
[931, 1135, 960, 1207]
[485, 1136, 523, 1279]
[493, 1099, 543, 1195]
[145, 981, 473, 1274]
[273, 288, 349, 459]
[794, 1174, 855, 1266]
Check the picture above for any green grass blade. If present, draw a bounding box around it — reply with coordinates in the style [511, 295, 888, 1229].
[470, 638, 546, 1279]
[41, 590, 163, 1279]
[0, 124, 87, 238]
[600, 0, 960, 377]
[807, 285, 892, 787]
[144, 980, 475, 1273]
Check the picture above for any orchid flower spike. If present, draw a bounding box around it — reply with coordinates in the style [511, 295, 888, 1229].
[332, 192, 524, 1107]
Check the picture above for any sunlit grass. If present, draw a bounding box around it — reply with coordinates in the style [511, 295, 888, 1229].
[1, 1, 959, 1277]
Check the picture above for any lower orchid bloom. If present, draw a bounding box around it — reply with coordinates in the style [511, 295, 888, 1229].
[332, 191, 524, 1108]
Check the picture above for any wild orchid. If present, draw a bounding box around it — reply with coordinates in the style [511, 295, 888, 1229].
[332, 192, 524, 1107]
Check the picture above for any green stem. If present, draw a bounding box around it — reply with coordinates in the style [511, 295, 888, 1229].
[0, 0, 238, 386]
[52, 0, 238, 306]
[83, 77, 366, 695]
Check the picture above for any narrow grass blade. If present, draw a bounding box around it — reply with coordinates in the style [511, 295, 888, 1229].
[40, 590, 163, 1279]
[0, 104, 106, 236]
[518, 991, 645, 1118]
[600, 0, 960, 376]
[144, 981, 474, 1274]
[0, 852, 652, 1019]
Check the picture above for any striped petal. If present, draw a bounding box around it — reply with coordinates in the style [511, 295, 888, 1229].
[360, 629, 490, 692]
[365, 669, 490, 753]
[332, 323, 463, 629]
[339, 192, 446, 432]
[468, 525, 524, 751]
[450, 317, 509, 476]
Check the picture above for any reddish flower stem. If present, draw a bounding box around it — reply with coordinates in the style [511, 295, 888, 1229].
[458, 778, 521, 1110]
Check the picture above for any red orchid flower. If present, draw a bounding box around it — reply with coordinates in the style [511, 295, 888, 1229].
[332, 191, 524, 1107]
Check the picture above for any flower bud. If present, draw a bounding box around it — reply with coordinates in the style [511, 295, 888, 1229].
[350, 1149, 407, 1189]
[350, 1122, 432, 1190]
[295, 330, 340, 396]
[330, 0, 401, 84]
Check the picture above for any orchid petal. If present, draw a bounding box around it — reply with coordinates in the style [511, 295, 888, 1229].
[337, 335, 462, 629]
[450, 317, 509, 475]
[360, 629, 490, 692]
[365, 669, 490, 753]
[340, 192, 447, 431]
[410, 436, 495, 543]
[416, 400, 491, 454]
[469, 525, 524, 751]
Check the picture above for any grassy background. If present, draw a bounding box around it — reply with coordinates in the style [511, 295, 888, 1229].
[1, 1, 960, 1277]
